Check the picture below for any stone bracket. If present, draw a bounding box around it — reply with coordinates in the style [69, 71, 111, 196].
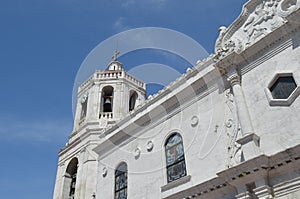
[237, 133, 260, 146]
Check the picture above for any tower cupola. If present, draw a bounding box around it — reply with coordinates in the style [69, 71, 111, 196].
[73, 50, 146, 132]
[107, 50, 123, 71]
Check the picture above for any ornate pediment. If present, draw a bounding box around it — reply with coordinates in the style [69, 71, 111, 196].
[215, 0, 300, 59]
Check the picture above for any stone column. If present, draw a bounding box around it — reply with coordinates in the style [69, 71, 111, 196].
[253, 185, 273, 199]
[235, 192, 253, 199]
[227, 66, 260, 160]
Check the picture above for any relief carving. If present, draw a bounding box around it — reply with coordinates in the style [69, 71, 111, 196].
[215, 27, 243, 59]
[146, 141, 154, 152]
[243, 0, 284, 46]
[214, 0, 299, 58]
[225, 89, 242, 167]
[278, 0, 299, 17]
[282, 0, 298, 11]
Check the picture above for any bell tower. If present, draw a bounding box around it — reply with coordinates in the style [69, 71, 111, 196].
[52, 51, 146, 199]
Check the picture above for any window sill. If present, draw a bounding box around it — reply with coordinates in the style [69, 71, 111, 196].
[161, 175, 191, 192]
[264, 86, 300, 106]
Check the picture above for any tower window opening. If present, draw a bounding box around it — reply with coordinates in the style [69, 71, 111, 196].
[129, 91, 138, 111]
[102, 86, 114, 113]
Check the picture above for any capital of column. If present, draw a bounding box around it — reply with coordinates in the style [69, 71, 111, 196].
[226, 67, 241, 86]
[253, 185, 273, 199]
[235, 191, 253, 199]
[227, 73, 241, 86]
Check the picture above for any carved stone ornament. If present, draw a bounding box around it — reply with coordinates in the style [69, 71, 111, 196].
[214, 0, 300, 60]
[146, 141, 154, 152]
[81, 93, 88, 104]
[226, 119, 233, 128]
[278, 0, 299, 16]
[224, 89, 242, 167]
[134, 147, 141, 159]
[191, 116, 199, 127]
[102, 167, 108, 177]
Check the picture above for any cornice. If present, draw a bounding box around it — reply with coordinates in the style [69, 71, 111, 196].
[69, 121, 99, 140]
[215, 7, 300, 75]
[215, 0, 300, 60]
[59, 125, 103, 157]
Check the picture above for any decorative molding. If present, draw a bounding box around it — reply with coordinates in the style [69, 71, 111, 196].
[102, 167, 108, 177]
[134, 147, 141, 159]
[273, 176, 300, 197]
[226, 119, 233, 128]
[214, 0, 300, 60]
[225, 89, 242, 167]
[191, 116, 199, 127]
[236, 133, 260, 145]
[146, 141, 154, 152]
[235, 191, 253, 199]
[253, 185, 273, 199]
[227, 73, 241, 87]
[240, 39, 293, 75]
[161, 175, 191, 192]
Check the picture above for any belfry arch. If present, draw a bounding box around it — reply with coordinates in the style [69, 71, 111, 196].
[129, 90, 138, 111]
[62, 157, 78, 199]
[101, 86, 114, 113]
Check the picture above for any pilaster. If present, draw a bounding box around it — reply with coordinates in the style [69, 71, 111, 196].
[226, 66, 260, 160]
[86, 82, 98, 121]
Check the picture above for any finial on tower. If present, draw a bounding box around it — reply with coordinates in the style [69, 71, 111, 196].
[108, 50, 123, 71]
[112, 50, 120, 61]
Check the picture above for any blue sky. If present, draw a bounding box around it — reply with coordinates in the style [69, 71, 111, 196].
[0, 0, 247, 198]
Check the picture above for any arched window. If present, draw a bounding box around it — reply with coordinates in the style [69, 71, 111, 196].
[115, 162, 128, 199]
[129, 91, 138, 111]
[102, 86, 114, 113]
[165, 133, 187, 183]
[64, 157, 78, 199]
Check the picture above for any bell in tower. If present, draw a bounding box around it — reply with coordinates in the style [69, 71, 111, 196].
[103, 97, 112, 112]
[100, 86, 114, 114]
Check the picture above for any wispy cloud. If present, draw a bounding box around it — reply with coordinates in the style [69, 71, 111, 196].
[0, 117, 72, 143]
[120, 0, 135, 8]
[113, 17, 130, 32]
[120, 0, 169, 9]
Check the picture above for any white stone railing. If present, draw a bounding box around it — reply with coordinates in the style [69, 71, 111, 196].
[78, 70, 145, 93]
[78, 75, 94, 92]
[95, 70, 145, 88]
[124, 72, 145, 88]
[96, 70, 123, 79]
[99, 112, 113, 119]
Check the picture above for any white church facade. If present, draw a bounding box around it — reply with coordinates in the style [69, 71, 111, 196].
[53, 0, 300, 198]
